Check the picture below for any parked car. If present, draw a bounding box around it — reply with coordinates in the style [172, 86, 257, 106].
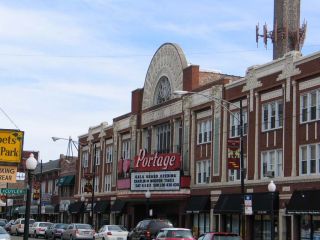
[198, 232, 241, 240]
[45, 223, 69, 239]
[128, 219, 173, 240]
[156, 228, 194, 240]
[0, 220, 6, 227]
[29, 221, 52, 238]
[4, 220, 14, 232]
[61, 223, 95, 240]
[10, 218, 35, 235]
[95, 225, 128, 240]
[0, 226, 10, 240]
[0, 219, 8, 224]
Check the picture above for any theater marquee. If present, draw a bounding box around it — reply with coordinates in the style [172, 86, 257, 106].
[131, 170, 180, 191]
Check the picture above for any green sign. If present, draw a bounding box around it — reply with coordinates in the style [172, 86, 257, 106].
[0, 188, 26, 195]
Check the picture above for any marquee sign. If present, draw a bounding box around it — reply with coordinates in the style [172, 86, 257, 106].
[0, 129, 24, 163]
[131, 170, 180, 191]
[134, 149, 181, 172]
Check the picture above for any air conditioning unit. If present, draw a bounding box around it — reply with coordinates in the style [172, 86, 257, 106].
[266, 171, 275, 178]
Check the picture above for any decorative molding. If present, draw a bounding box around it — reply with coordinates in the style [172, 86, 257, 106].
[210, 190, 222, 195]
[196, 109, 212, 119]
[141, 101, 182, 125]
[229, 99, 248, 111]
[282, 186, 291, 192]
[277, 51, 302, 102]
[242, 67, 262, 112]
[142, 43, 188, 110]
[105, 139, 113, 145]
[299, 77, 320, 91]
[114, 117, 130, 131]
[261, 89, 283, 102]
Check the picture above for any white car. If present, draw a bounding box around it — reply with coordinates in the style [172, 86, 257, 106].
[95, 225, 128, 240]
[10, 218, 35, 235]
[0, 226, 10, 240]
[29, 222, 52, 238]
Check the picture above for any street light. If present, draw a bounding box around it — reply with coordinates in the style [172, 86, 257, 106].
[173, 90, 245, 238]
[268, 180, 276, 240]
[145, 190, 151, 217]
[23, 153, 38, 240]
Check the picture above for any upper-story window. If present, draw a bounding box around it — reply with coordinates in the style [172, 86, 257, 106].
[261, 149, 283, 178]
[300, 143, 320, 175]
[104, 174, 112, 192]
[197, 119, 212, 144]
[94, 176, 99, 193]
[122, 139, 131, 159]
[47, 180, 53, 194]
[230, 111, 247, 137]
[154, 76, 171, 105]
[228, 155, 247, 182]
[196, 160, 210, 184]
[300, 89, 320, 123]
[106, 145, 113, 163]
[82, 150, 88, 168]
[262, 100, 283, 131]
[41, 181, 46, 193]
[156, 123, 171, 153]
[94, 146, 101, 166]
[80, 178, 85, 194]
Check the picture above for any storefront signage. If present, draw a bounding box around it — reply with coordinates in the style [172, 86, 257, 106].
[0, 165, 17, 183]
[0, 129, 24, 163]
[0, 188, 26, 195]
[131, 170, 180, 191]
[134, 149, 181, 172]
[227, 139, 240, 169]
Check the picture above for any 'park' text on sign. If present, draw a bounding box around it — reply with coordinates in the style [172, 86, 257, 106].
[0, 129, 24, 163]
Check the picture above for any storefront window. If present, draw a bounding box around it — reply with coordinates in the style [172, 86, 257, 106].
[301, 215, 311, 239]
[254, 215, 278, 240]
[314, 216, 320, 239]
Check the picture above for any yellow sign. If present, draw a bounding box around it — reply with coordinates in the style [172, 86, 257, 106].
[0, 165, 17, 183]
[0, 129, 24, 163]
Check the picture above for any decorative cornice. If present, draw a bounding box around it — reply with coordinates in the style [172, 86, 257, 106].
[299, 77, 320, 91]
[261, 89, 283, 102]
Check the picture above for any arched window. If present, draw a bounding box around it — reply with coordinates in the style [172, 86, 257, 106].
[154, 76, 171, 105]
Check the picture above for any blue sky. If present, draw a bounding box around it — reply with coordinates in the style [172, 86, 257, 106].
[0, 0, 319, 161]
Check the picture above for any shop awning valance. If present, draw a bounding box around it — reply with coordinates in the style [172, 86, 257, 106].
[18, 205, 39, 215]
[111, 199, 126, 214]
[287, 190, 320, 214]
[186, 196, 210, 213]
[214, 192, 278, 214]
[94, 201, 110, 213]
[57, 175, 75, 187]
[68, 202, 84, 214]
[43, 205, 55, 214]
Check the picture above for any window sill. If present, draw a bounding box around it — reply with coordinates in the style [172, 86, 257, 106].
[261, 127, 283, 133]
[300, 119, 320, 125]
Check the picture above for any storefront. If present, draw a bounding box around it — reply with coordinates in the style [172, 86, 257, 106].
[185, 196, 210, 237]
[287, 190, 320, 240]
[214, 192, 279, 239]
[94, 201, 110, 229]
[68, 201, 84, 223]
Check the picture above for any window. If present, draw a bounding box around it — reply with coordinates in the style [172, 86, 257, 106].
[94, 176, 99, 193]
[300, 90, 320, 123]
[80, 178, 86, 194]
[261, 149, 283, 178]
[82, 151, 88, 168]
[262, 100, 283, 131]
[197, 119, 212, 144]
[228, 156, 247, 182]
[106, 145, 113, 163]
[41, 181, 46, 193]
[95, 147, 101, 166]
[47, 180, 53, 194]
[122, 139, 131, 159]
[154, 76, 171, 105]
[156, 123, 171, 153]
[300, 143, 320, 175]
[104, 174, 112, 192]
[54, 179, 58, 195]
[230, 111, 248, 137]
[196, 160, 210, 184]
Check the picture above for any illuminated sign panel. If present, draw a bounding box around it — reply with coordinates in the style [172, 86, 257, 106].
[131, 170, 180, 191]
[0, 129, 24, 163]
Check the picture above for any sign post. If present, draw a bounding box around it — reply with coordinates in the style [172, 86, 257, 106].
[244, 194, 253, 215]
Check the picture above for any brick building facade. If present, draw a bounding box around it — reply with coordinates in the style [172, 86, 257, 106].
[73, 43, 320, 240]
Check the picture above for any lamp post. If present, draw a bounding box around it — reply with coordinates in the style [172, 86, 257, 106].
[145, 190, 151, 218]
[173, 90, 245, 238]
[268, 180, 276, 240]
[23, 153, 38, 240]
[80, 195, 85, 223]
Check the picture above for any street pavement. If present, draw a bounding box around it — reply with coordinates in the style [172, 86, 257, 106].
[11, 236, 39, 240]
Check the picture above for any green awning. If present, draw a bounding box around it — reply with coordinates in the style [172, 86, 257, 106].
[57, 175, 75, 187]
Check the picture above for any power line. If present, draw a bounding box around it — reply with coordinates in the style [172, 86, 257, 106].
[0, 106, 20, 130]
